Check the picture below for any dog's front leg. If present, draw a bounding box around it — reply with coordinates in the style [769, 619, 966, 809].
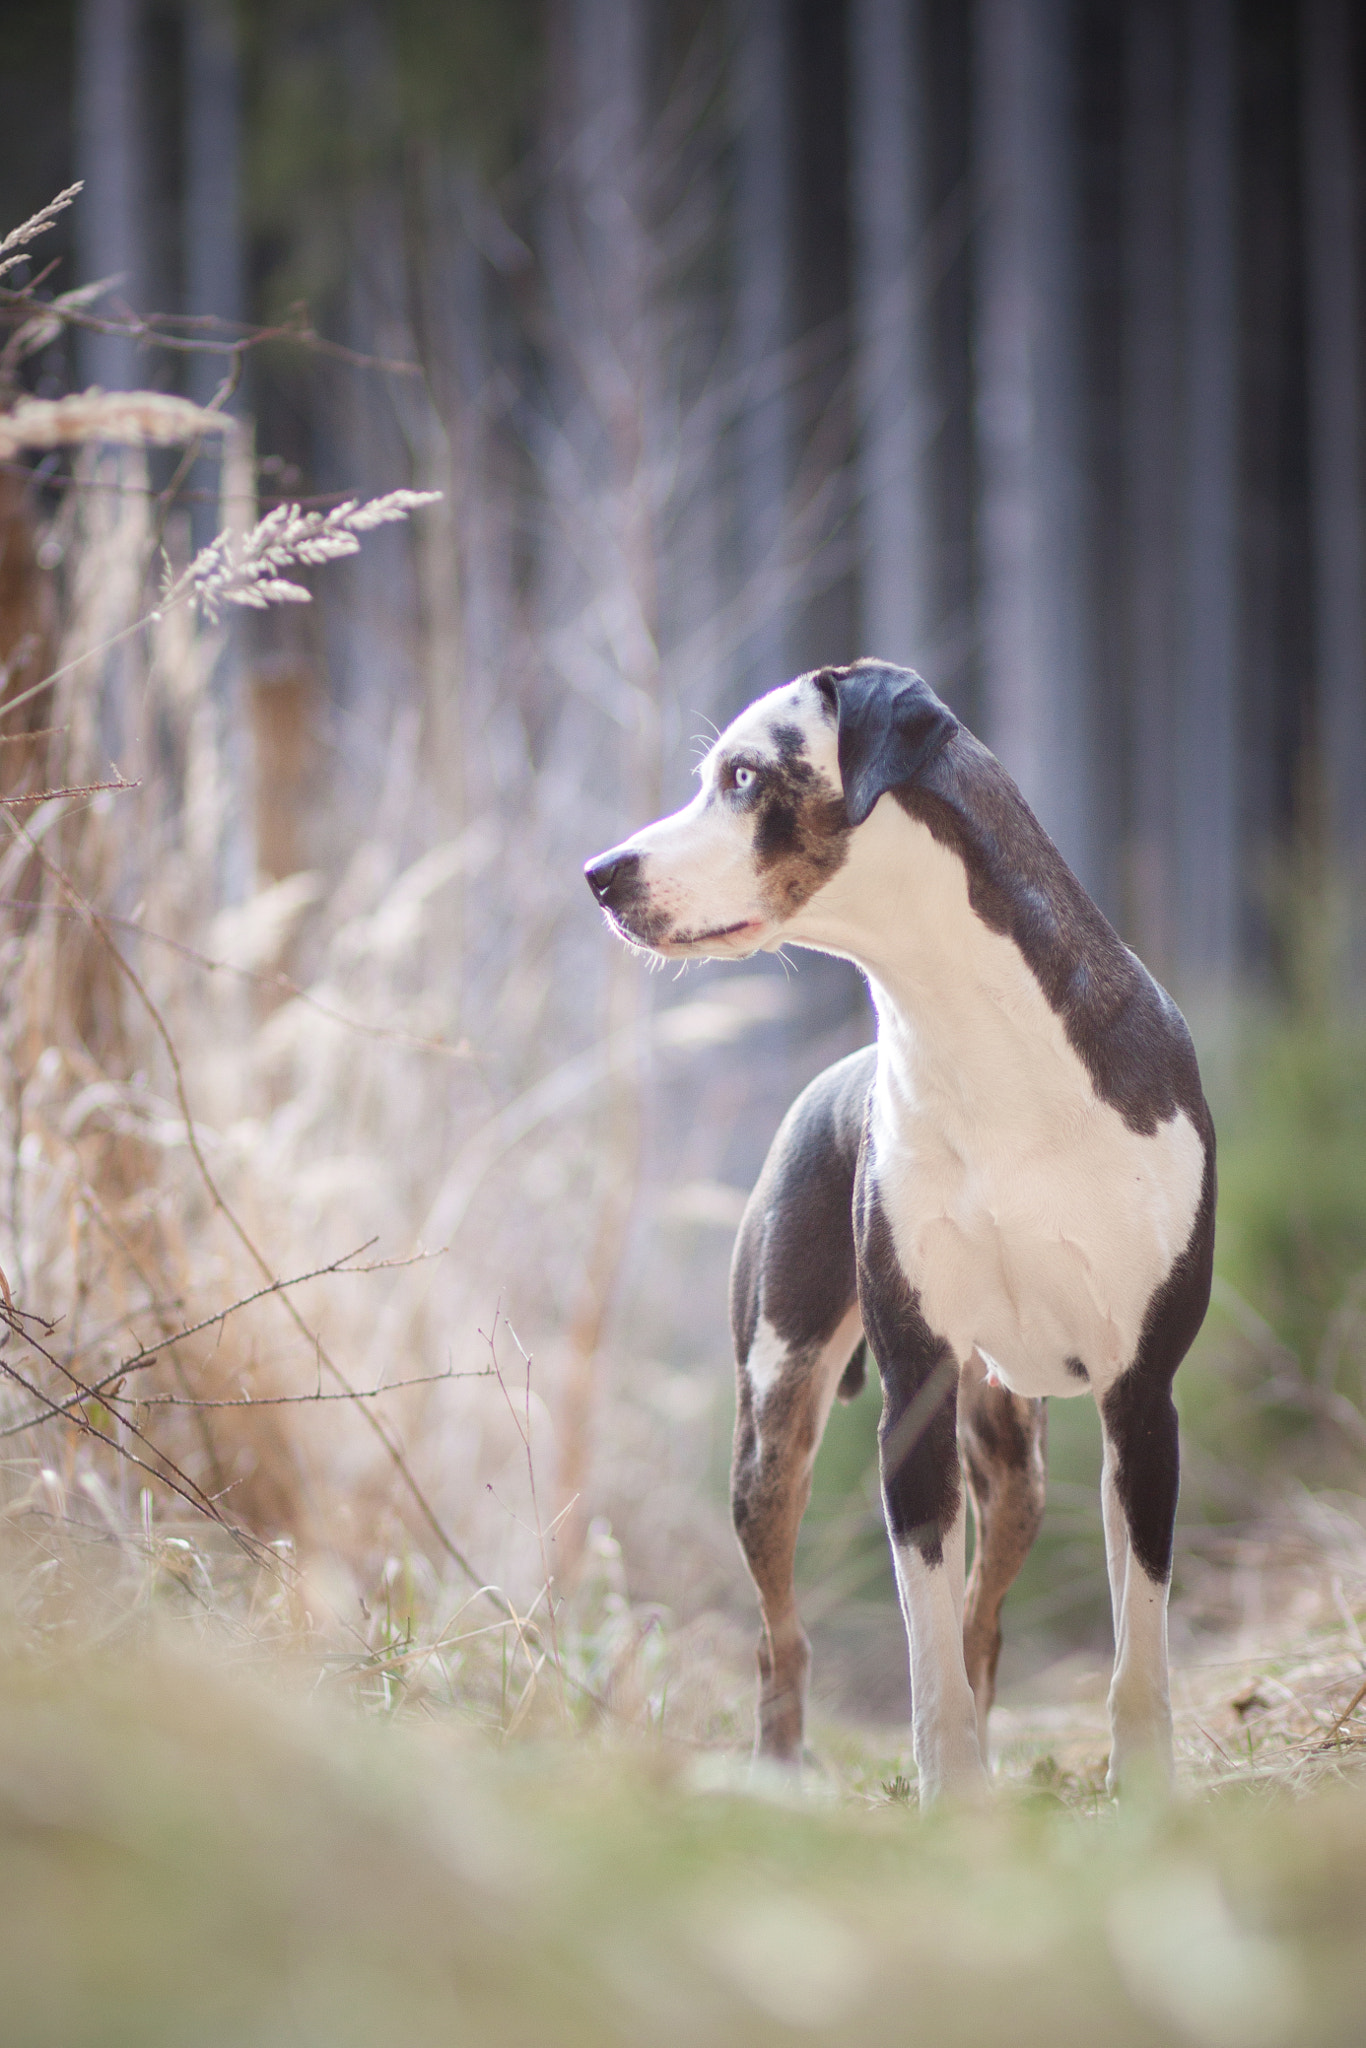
[887, 1471, 985, 1804]
[858, 1201, 987, 1804]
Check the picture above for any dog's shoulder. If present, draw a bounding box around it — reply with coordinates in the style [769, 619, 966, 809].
[900, 732, 1208, 1141]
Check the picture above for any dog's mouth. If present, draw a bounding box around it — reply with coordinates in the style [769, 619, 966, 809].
[657, 918, 766, 955]
[609, 910, 765, 956]
[677, 919, 759, 946]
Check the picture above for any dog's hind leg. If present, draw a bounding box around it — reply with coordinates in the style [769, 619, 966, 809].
[958, 1352, 1047, 1752]
[731, 1309, 863, 1762]
[1099, 1373, 1179, 1794]
[1097, 1153, 1215, 1795]
[729, 1047, 874, 1764]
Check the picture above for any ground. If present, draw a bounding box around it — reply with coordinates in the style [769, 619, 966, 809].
[4, 1490, 1366, 2047]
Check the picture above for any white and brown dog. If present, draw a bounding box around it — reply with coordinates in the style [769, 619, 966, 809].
[585, 661, 1214, 1801]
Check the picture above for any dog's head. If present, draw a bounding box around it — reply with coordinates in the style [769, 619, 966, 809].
[584, 660, 958, 958]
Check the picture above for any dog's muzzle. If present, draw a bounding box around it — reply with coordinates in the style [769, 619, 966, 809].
[584, 849, 641, 915]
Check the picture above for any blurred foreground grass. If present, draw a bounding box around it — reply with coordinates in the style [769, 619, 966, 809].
[3, 1614, 1366, 2048]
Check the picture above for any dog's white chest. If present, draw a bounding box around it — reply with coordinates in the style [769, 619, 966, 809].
[867, 925, 1205, 1401]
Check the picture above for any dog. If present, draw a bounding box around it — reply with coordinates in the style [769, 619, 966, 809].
[585, 660, 1214, 1801]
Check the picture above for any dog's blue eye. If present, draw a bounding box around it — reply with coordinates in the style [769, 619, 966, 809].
[733, 766, 756, 791]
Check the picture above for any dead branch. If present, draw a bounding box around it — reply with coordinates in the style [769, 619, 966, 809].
[1317, 1673, 1366, 1750]
[0, 776, 136, 806]
[122, 1365, 494, 1410]
[0, 291, 424, 380]
[0, 1240, 440, 1439]
[0, 1320, 272, 1566]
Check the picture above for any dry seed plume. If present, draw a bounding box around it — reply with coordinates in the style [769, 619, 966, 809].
[0, 389, 232, 460]
[168, 491, 443, 620]
[0, 181, 83, 282]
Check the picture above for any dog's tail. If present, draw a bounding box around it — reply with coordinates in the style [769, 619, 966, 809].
[836, 1338, 867, 1404]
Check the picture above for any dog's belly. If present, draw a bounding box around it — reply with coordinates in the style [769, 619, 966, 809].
[873, 1093, 1206, 1401]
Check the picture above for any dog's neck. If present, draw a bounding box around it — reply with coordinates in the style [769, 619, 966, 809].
[784, 793, 1082, 1123]
[784, 795, 999, 1008]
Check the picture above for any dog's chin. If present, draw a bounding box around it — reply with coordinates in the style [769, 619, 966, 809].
[615, 915, 769, 960]
[667, 918, 770, 959]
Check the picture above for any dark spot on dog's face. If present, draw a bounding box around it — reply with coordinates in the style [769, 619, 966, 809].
[747, 724, 851, 920]
[755, 794, 800, 861]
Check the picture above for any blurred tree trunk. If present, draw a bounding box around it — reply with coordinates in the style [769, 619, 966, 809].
[729, 0, 792, 703]
[1175, 0, 1238, 995]
[973, 0, 1096, 896]
[183, 0, 243, 413]
[849, 0, 933, 671]
[1302, 0, 1366, 995]
[74, 0, 145, 392]
[328, 6, 422, 811]
[541, 0, 659, 1570]
[183, 0, 245, 538]
[184, 0, 251, 903]
[1121, 0, 1181, 978]
[0, 474, 57, 806]
[73, 0, 150, 809]
[416, 159, 481, 850]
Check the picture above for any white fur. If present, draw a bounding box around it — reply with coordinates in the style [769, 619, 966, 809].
[1102, 1441, 1174, 1790]
[745, 1315, 790, 1402]
[745, 1306, 864, 1466]
[891, 1497, 988, 1798]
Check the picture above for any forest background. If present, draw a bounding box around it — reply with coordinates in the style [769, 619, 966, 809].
[0, 0, 1364, 1751]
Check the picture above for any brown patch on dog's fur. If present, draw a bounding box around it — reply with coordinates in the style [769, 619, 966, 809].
[731, 1343, 828, 1761]
[958, 1367, 1048, 1724]
[751, 723, 851, 921]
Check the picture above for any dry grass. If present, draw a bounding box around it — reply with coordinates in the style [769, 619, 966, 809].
[0, 479, 773, 1713]
[0, 363, 739, 1714]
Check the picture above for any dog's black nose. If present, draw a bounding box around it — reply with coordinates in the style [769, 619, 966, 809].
[584, 850, 640, 909]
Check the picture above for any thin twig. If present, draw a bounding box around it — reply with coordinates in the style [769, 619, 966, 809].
[124, 1365, 494, 1410]
[483, 1312, 568, 1721]
[1317, 1674, 1366, 1750]
[0, 776, 136, 806]
[0, 292, 424, 378]
[0, 1328, 269, 1565]
[0, 1241, 437, 1436]
[0, 616, 145, 723]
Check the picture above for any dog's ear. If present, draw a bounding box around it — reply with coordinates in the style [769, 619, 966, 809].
[818, 663, 957, 826]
